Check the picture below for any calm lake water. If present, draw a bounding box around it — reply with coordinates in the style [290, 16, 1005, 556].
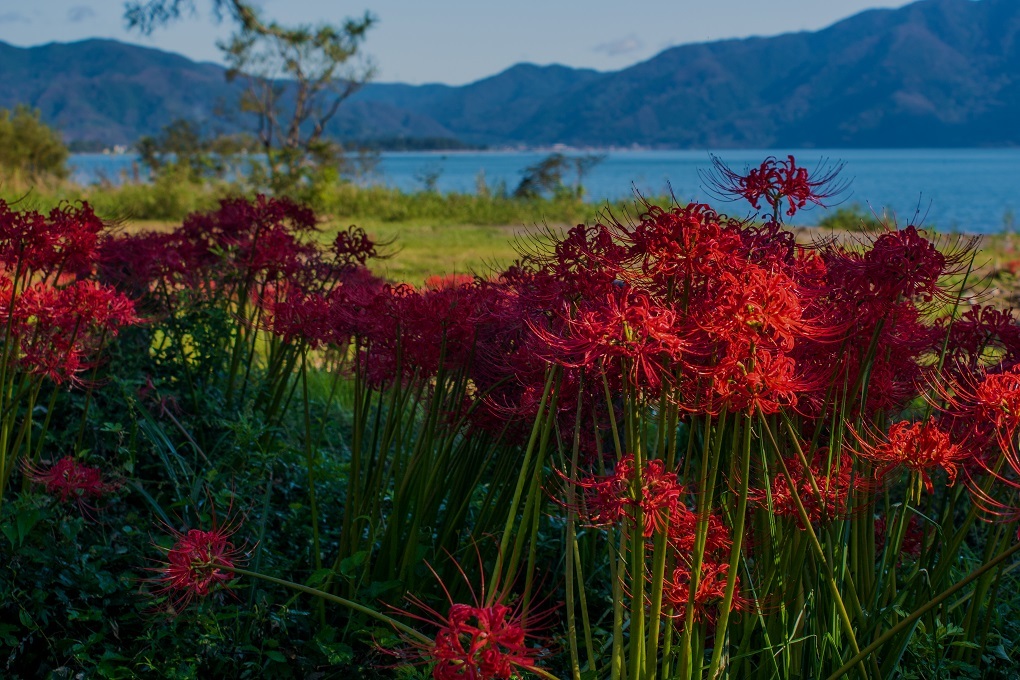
[70, 148, 1020, 233]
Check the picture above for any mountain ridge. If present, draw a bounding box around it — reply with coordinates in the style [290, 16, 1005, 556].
[1, 0, 1017, 148]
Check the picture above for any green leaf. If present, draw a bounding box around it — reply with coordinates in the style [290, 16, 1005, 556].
[339, 550, 368, 578]
[950, 641, 982, 650]
[18, 609, 34, 629]
[316, 640, 353, 665]
[264, 650, 286, 663]
[305, 568, 334, 588]
[366, 580, 402, 599]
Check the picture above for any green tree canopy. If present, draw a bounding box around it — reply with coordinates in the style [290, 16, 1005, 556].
[0, 106, 69, 181]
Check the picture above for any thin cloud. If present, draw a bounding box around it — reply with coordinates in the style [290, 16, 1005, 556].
[0, 11, 30, 24]
[67, 5, 97, 23]
[593, 35, 644, 57]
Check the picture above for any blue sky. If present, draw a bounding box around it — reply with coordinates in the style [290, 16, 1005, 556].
[0, 0, 916, 85]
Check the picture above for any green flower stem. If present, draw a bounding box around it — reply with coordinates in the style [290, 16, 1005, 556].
[761, 416, 868, 680]
[707, 414, 753, 680]
[825, 540, 1020, 680]
[572, 541, 597, 674]
[490, 367, 556, 596]
[565, 381, 584, 680]
[680, 410, 727, 680]
[300, 354, 324, 626]
[609, 519, 626, 680]
[227, 565, 430, 644]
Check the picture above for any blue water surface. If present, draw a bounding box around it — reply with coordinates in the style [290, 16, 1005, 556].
[70, 148, 1020, 233]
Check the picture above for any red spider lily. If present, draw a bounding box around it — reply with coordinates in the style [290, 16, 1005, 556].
[151, 525, 245, 611]
[662, 559, 744, 624]
[0, 199, 105, 277]
[936, 364, 1020, 452]
[326, 266, 392, 344]
[7, 280, 139, 384]
[857, 420, 969, 493]
[572, 455, 683, 537]
[766, 449, 857, 527]
[795, 290, 938, 418]
[425, 273, 476, 290]
[971, 371, 1020, 439]
[385, 560, 552, 680]
[621, 203, 746, 293]
[700, 266, 807, 352]
[531, 291, 689, 393]
[702, 155, 849, 217]
[736, 218, 798, 271]
[23, 456, 116, 514]
[821, 227, 974, 313]
[665, 503, 733, 558]
[256, 283, 332, 347]
[939, 306, 1020, 371]
[429, 603, 535, 680]
[101, 195, 331, 316]
[546, 222, 629, 293]
[331, 224, 378, 266]
[874, 515, 924, 560]
[711, 348, 803, 416]
[98, 231, 182, 302]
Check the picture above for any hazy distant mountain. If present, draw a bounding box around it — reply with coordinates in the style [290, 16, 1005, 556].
[1, 0, 1017, 147]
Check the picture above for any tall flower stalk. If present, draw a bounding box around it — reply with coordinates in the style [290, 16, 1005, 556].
[0, 200, 137, 508]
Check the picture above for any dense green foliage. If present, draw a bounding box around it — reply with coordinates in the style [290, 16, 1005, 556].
[0, 105, 68, 180]
[0, 174, 639, 227]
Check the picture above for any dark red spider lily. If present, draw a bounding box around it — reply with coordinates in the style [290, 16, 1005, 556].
[765, 449, 858, 528]
[857, 420, 969, 494]
[531, 291, 690, 393]
[571, 454, 684, 537]
[5, 280, 139, 384]
[938, 306, 1020, 372]
[385, 560, 552, 680]
[702, 155, 849, 217]
[151, 525, 245, 611]
[23, 456, 116, 514]
[662, 558, 745, 624]
[874, 515, 925, 561]
[331, 224, 378, 266]
[427, 603, 535, 680]
[666, 504, 732, 558]
[0, 199, 105, 277]
[936, 364, 1020, 450]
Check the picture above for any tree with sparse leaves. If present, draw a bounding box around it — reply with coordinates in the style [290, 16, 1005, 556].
[514, 152, 605, 200]
[126, 0, 375, 193]
[136, 118, 255, 183]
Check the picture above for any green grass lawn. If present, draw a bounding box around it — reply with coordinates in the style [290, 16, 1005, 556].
[329, 217, 567, 284]
[119, 209, 1020, 295]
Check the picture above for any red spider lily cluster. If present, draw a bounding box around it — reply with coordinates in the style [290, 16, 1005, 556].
[151, 525, 244, 611]
[381, 558, 553, 680]
[110, 159, 1020, 676]
[0, 200, 138, 385]
[428, 603, 536, 680]
[23, 456, 116, 514]
[0, 199, 138, 507]
[858, 420, 967, 494]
